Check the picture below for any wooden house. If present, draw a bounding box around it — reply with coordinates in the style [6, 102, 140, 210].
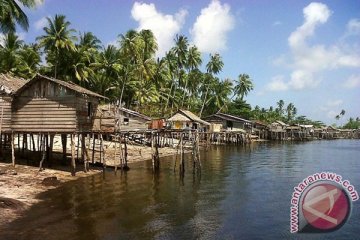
[252, 120, 268, 139]
[11, 74, 106, 133]
[0, 74, 28, 132]
[203, 112, 252, 133]
[167, 109, 210, 131]
[94, 105, 151, 132]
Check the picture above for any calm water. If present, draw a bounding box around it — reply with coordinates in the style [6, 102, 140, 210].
[1, 140, 359, 240]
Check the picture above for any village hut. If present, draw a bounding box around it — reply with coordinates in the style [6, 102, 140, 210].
[0, 74, 28, 132]
[11, 74, 106, 132]
[93, 105, 151, 132]
[167, 109, 210, 131]
[269, 120, 287, 140]
[203, 112, 252, 133]
[252, 120, 268, 139]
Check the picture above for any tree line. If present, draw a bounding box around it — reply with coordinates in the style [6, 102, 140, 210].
[1, 1, 358, 128]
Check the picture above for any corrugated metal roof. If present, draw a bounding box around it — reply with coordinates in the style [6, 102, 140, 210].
[0, 73, 28, 95]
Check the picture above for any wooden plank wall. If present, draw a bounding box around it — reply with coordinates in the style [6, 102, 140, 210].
[76, 96, 98, 132]
[12, 97, 77, 132]
[0, 97, 12, 132]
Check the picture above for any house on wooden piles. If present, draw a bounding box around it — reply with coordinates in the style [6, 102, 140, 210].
[94, 105, 151, 132]
[0, 74, 28, 133]
[269, 120, 287, 140]
[167, 109, 210, 131]
[252, 120, 268, 139]
[11, 74, 106, 133]
[203, 112, 252, 133]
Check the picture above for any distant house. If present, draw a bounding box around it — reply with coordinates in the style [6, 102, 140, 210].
[94, 105, 151, 132]
[203, 112, 252, 133]
[167, 109, 210, 131]
[11, 74, 106, 133]
[252, 120, 268, 139]
[269, 120, 287, 132]
[0, 74, 27, 132]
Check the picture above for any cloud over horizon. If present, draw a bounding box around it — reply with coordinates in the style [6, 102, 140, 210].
[267, 2, 360, 92]
[190, 0, 235, 54]
[131, 2, 187, 57]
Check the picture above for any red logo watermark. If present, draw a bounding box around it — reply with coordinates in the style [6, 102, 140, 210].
[290, 172, 358, 233]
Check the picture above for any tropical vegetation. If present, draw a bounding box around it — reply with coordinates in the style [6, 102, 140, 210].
[0, 10, 358, 128]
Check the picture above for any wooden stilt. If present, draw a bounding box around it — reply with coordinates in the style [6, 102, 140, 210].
[61, 134, 67, 164]
[11, 132, 15, 167]
[39, 134, 46, 171]
[91, 133, 95, 164]
[71, 133, 76, 176]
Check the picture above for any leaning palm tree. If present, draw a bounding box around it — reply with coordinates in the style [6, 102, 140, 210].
[199, 53, 224, 117]
[36, 14, 77, 78]
[0, 0, 40, 33]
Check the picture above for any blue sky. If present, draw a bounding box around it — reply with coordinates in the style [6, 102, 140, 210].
[17, 0, 360, 124]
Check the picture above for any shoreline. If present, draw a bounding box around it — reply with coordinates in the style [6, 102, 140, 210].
[0, 144, 181, 227]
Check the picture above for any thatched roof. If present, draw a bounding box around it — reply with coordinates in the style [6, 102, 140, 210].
[275, 120, 287, 126]
[15, 74, 106, 99]
[0, 73, 28, 95]
[168, 109, 210, 126]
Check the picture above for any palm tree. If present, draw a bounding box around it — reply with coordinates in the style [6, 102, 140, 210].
[0, 32, 23, 73]
[236, 74, 254, 100]
[0, 0, 40, 33]
[210, 78, 233, 113]
[17, 43, 40, 78]
[181, 45, 201, 107]
[286, 103, 296, 121]
[199, 53, 223, 117]
[276, 100, 285, 116]
[37, 14, 77, 79]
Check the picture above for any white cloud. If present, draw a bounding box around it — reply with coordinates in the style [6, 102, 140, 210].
[190, 0, 235, 54]
[272, 21, 282, 26]
[34, 0, 44, 6]
[346, 18, 360, 36]
[34, 16, 48, 30]
[343, 74, 360, 88]
[288, 2, 332, 48]
[271, 2, 360, 92]
[131, 2, 187, 58]
[319, 99, 343, 119]
[266, 75, 288, 91]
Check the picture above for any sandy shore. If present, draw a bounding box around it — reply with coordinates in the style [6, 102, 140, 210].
[0, 142, 181, 227]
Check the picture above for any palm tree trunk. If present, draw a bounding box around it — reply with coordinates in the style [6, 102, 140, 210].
[199, 85, 210, 117]
[217, 93, 236, 113]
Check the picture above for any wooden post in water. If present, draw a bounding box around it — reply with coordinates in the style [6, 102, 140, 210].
[82, 133, 89, 172]
[179, 133, 185, 176]
[71, 133, 76, 176]
[91, 133, 95, 164]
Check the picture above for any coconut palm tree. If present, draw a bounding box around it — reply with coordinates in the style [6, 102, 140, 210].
[17, 43, 40, 78]
[0, 31, 23, 73]
[37, 14, 77, 79]
[199, 53, 223, 117]
[276, 100, 285, 116]
[286, 103, 296, 121]
[0, 0, 40, 33]
[181, 45, 201, 107]
[236, 74, 254, 100]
